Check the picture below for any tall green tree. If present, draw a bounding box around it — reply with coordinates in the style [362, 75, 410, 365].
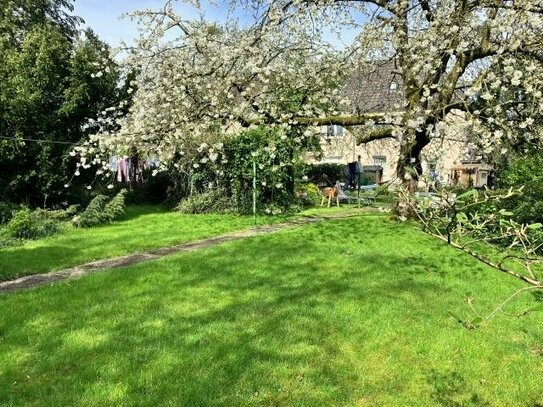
[0, 0, 81, 43]
[0, 1, 122, 206]
[0, 23, 71, 204]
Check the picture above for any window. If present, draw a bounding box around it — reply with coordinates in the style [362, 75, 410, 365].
[326, 125, 344, 138]
[373, 155, 387, 174]
[324, 155, 342, 164]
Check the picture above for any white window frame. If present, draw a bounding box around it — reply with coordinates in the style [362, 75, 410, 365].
[372, 155, 387, 175]
[326, 125, 344, 138]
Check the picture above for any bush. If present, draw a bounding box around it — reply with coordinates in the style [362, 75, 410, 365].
[496, 153, 543, 225]
[0, 226, 19, 249]
[72, 195, 109, 227]
[34, 205, 80, 222]
[304, 163, 346, 185]
[176, 189, 233, 214]
[221, 128, 303, 214]
[295, 182, 321, 206]
[0, 202, 18, 224]
[6, 208, 62, 240]
[73, 189, 127, 227]
[103, 189, 128, 221]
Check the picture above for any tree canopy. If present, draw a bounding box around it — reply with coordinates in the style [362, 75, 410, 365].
[0, 0, 82, 41]
[69, 1, 543, 185]
[0, 0, 122, 205]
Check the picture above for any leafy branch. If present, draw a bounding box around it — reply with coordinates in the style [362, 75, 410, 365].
[398, 187, 543, 327]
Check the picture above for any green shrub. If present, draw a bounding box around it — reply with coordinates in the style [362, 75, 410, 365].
[496, 153, 543, 225]
[0, 226, 19, 248]
[0, 202, 17, 224]
[103, 189, 128, 221]
[64, 204, 79, 217]
[304, 163, 346, 185]
[177, 189, 233, 214]
[6, 208, 62, 240]
[221, 128, 303, 213]
[72, 195, 109, 227]
[73, 189, 127, 227]
[34, 205, 80, 222]
[295, 182, 321, 206]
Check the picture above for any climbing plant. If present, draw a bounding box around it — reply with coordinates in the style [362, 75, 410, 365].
[174, 126, 317, 214]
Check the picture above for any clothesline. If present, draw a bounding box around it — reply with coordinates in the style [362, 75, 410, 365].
[0, 136, 75, 145]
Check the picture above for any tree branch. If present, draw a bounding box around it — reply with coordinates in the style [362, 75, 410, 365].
[352, 126, 395, 144]
[244, 112, 390, 126]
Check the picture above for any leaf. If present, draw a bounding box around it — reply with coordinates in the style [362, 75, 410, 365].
[471, 317, 483, 325]
[527, 223, 543, 230]
[456, 189, 478, 201]
[455, 212, 468, 223]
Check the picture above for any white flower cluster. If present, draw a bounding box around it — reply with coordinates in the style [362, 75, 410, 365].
[73, 0, 543, 182]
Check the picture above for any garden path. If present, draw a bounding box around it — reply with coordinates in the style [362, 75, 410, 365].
[0, 210, 371, 294]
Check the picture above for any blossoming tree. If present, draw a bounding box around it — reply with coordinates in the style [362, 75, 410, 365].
[75, 0, 543, 189]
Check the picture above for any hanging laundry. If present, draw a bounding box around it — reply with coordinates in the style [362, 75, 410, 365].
[117, 157, 129, 183]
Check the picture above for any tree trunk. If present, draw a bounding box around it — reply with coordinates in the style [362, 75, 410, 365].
[396, 128, 430, 193]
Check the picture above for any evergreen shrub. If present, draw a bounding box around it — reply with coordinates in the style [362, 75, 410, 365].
[177, 189, 233, 214]
[73, 189, 127, 227]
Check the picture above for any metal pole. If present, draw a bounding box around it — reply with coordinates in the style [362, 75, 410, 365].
[358, 172, 360, 208]
[253, 160, 257, 226]
[357, 155, 361, 208]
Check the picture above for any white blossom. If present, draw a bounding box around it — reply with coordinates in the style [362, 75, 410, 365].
[74, 0, 543, 182]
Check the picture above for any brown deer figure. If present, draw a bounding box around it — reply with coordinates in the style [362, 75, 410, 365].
[320, 181, 340, 208]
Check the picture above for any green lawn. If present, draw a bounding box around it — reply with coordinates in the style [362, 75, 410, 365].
[0, 205, 297, 281]
[1, 215, 542, 406]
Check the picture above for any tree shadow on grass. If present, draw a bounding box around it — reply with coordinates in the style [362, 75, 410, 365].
[0, 245, 82, 282]
[532, 290, 543, 303]
[116, 205, 169, 222]
[4, 242, 452, 405]
[426, 370, 491, 407]
[0, 217, 537, 405]
[0, 232, 453, 405]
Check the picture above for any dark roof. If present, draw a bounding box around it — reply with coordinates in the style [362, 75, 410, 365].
[343, 59, 404, 114]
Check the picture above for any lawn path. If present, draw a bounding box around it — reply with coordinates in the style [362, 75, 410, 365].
[0, 210, 371, 294]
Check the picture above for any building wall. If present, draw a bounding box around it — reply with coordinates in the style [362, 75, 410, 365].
[313, 117, 469, 186]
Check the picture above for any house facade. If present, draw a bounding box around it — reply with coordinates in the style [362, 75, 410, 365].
[309, 59, 492, 189]
[308, 124, 474, 187]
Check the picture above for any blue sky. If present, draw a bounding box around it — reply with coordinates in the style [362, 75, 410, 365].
[72, 0, 222, 47]
[73, 0, 153, 47]
[72, 0, 358, 49]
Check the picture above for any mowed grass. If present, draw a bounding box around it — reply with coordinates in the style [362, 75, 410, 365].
[0, 205, 296, 281]
[1, 216, 542, 406]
